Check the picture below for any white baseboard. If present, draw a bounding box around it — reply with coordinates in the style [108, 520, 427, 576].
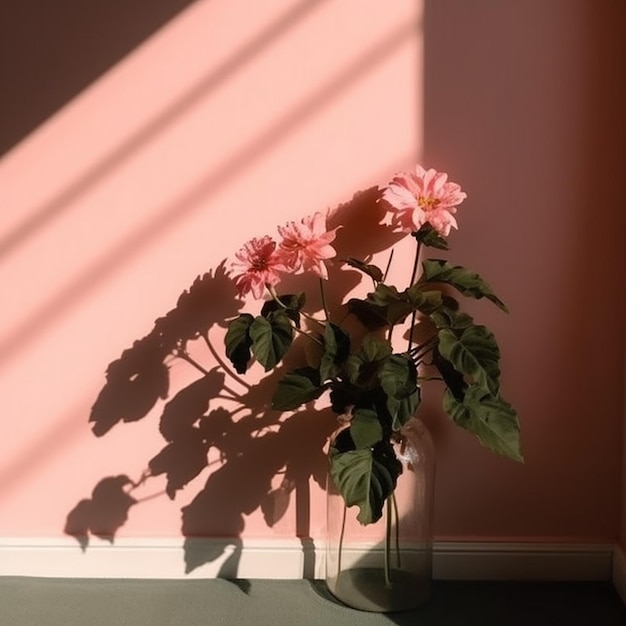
[433, 541, 613, 582]
[613, 546, 626, 604]
[0, 537, 615, 583]
[0, 537, 307, 580]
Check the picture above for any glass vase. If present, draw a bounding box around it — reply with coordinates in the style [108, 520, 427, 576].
[325, 415, 435, 612]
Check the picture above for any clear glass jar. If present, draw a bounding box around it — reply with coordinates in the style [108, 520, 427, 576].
[325, 416, 435, 612]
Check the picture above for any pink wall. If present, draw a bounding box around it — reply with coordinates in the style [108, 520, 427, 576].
[421, 0, 626, 543]
[0, 0, 421, 540]
[1, 0, 625, 560]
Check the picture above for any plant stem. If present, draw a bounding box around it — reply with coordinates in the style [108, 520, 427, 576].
[391, 492, 401, 568]
[382, 248, 394, 283]
[293, 325, 324, 346]
[337, 503, 347, 578]
[269, 286, 325, 329]
[384, 497, 392, 588]
[409, 240, 423, 287]
[409, 334, 438, 355]
[319, 278, 330, 322]
[203, 333, 251, 389]
[407, 240, 423, 354]
[300, 309, 326, 328]
[410, 338, 437, 364]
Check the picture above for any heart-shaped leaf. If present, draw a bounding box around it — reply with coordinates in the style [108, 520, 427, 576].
[320, 323, 351, 381]
[261, 293, 305, 328]
[438, 325, 501, 395]
[345, 335, 392, 388]
[224, 314, 255, 374]
[366, 284, 413, 325]
[249, 311, 293, 371]
[379, 354, 420, 429]
[443, 385, 523, 462]
[350, 408, 384, 449]
[419, 259, 508, 312]
[386, 389, 421, 431]
[346, 298, 390, 329]
[329, 443, 402, 524]
[379, 354, 418, 400]
[272, 368, 326, 411]
[406, 286, 444, 314]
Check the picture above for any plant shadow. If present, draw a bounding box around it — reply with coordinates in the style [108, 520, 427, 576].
[65, 186, 402, 576]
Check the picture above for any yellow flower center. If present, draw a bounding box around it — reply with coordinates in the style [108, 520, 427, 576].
[418, 195, 440, 211]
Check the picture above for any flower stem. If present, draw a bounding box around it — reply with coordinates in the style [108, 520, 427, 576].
[382, 249, 394, 283]
[384, 497, 392, 588]
[293, 325, 324, 346]
[337, 503, 347, 578]
[407, 239, 423, 354]
[269, 286, 325, 329]
[409, 335, 438, 364]
[319, 278, 330, 322]
[391, 492, 401, 568]
[409, 240, 423, 286]
[203, 333, 251, 390]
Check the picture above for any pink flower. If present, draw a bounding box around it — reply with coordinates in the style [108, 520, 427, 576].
[230, 236, 285, 299]
[382, 165, 467, 237]
[276, 212, 338, 279]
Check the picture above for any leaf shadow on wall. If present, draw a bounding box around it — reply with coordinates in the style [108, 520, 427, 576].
[65, 186, 404, 575]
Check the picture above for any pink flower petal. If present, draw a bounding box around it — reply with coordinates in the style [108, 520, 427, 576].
[277, 211, 338, 279]
[230, 235, 285, 299]
[381, 165, 466, 237]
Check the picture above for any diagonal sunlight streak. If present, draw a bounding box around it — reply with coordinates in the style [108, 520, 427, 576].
[0, 0, 329, 261]
[0, 402, 90, 498]
[0, 19, 419, 371]
[0, 0, 198, 157]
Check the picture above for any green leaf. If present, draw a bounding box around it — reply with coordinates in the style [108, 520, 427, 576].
[224, 314, 255, 374]
[329, 443, 402, 524]
[386, 388, 421, 431]
[419, 259, 509, 312]
[413, 224, 450, 250]
[406, 286, 444, 314]
[366, 284, 412, 325]
[429, 301, 474, 330]
[438, 325, 501, 395]
[249, 311, 293, 371]
[350, 408, 384, 449]
[320, 323, 351, 381]
[329, 380, 362, 415]
[261, 293, 305, 328]
[443, 386, 523, 462]
[346, 298, 390, 330]
[432, 346, 467, 401]
[361, 334, 393, 362]
[379, 354, 418, 400]
[379, 354, 420, 429]
[271, 368, 326, 410]
[342, 258, 384, 283]
[345, 335, 392, 388]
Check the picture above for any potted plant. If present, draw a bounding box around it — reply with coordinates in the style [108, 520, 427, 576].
[224, 165, 522, 611]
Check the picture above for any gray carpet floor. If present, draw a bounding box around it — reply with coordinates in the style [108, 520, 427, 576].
[0, 578, 624, 626]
